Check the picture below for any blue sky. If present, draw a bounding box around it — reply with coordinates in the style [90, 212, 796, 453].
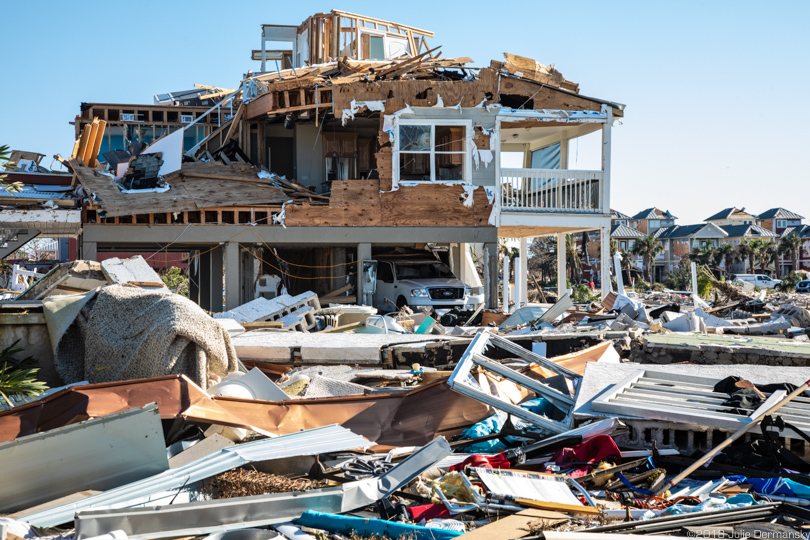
[1, 1, 807, 224]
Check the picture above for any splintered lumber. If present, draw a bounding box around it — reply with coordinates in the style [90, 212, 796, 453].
[74, 124, 92, 160]
[224, 103, 245, 142]
[87, 120, 106, 168]
[81, 120, 100, 166]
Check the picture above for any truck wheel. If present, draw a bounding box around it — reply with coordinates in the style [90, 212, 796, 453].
[396, 295, 408, 309]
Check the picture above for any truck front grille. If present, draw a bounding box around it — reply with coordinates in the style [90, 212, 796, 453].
[427, 287, 464, 300]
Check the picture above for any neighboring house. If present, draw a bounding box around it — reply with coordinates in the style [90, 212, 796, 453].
[759, 209, 806, 275]
[653, 223, 727, 281]
[758, 208, 804, 235]
[60, 10, 624, 312]
[630, 208, 677, 236]
[720, 224, 778, 274]
[611, 223, 644, 272]
[704, 207, 757, 227]
[611, 209, 631, 227]
[779, 224, 810, 275]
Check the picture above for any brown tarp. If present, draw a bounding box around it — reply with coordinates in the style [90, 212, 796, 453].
[0, 375, 491, 447]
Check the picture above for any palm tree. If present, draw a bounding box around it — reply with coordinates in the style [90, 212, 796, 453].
[737, 240, 755, 272]
[779, 232, 803, 275]
[619, 249, 635, 288]
[631, 235, 664, 283]
[688, 244, 714, 266]
[755, 240, 778, 274]
[714, 243, 736, 277]
[565, 234, 582, 283]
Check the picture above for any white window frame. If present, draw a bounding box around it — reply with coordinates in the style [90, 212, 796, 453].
[357, 27, 386, 60]
[393, 118, 473, 186]
[777, 220, 787, 228]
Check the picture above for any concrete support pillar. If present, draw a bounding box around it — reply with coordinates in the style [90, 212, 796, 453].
[189, 250, 200, 305]
[556, 233, 566, 298]
[332, 248, 347, 291]
[484, 242, 499, 309]
[198, 245, 224, 312]
[224, 242, 240, 311]
[356, 243, 372, 306]
[449, 243, 462, 282]
[601, 227, 611, 298]
[211, 245, 224, 312]
[198, 249, 213, 312]
[241, 248, 257, 304]
[519, 237, 529, 307]
[82, 240, 98, 261]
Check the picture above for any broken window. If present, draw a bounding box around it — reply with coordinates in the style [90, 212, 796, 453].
[397, 122, 468, 182]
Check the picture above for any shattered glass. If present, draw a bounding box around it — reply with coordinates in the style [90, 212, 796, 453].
[399, 125, 430, 152]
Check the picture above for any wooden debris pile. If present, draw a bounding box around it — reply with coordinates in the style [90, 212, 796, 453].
[491, 52, 580, 93]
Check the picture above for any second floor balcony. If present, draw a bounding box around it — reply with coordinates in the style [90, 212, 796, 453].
[500, 168, 606, 214]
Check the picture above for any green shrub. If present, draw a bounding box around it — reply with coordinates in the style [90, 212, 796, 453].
[572, 283, 598, 303]
[781, 272, 802, 291]
[634, 279, 650, 293]
[0, 340, 47, 407]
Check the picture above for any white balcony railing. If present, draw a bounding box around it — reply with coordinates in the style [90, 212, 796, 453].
[500, 168, 605, 214]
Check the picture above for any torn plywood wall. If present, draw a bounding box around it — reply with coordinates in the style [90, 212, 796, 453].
[284, 179, 494, 227]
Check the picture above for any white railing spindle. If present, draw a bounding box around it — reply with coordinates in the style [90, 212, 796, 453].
[500, 168, 604, 214]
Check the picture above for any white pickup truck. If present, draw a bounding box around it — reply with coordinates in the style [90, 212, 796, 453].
[372, 258, 483, 311]
[733, 273, 782, 290]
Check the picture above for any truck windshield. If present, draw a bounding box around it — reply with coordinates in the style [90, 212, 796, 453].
[394, 262, 455, 279]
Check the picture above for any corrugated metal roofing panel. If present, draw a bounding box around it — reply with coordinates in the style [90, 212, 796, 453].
[0, 403, 168, 514]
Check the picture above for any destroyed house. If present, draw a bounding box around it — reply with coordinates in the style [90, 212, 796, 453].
[68, 10, 624, 313]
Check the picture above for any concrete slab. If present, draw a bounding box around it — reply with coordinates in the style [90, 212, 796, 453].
[574, 362, 810, 420]
[638, 332, 810, 366]
[232, 332, 463, 364]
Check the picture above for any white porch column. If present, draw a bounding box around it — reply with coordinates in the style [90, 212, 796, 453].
[557, 233, 566, 298]
[601, 105, 613, 214]
[560, 130, 569, 169]
[502, 254, 510, 314]
[519, 237, 529, 307]
[601, 227, 611, 298]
